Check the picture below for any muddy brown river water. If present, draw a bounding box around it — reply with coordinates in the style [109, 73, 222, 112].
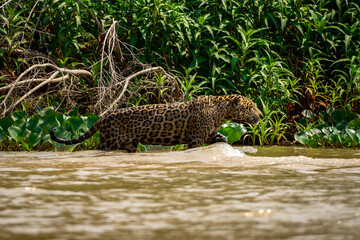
[0, 143, 360, 240]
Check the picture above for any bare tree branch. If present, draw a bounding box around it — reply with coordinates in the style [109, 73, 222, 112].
[2, 71, 60, 116]
[0, 74, 69, 91]
[0, 63, 92, 116]
[101, 67, 164, 116]
[0, 0, 14, 9]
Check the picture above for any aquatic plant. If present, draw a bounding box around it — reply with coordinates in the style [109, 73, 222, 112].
[219, 122, 247, 144]
[0, 108, 100, 151]
[295, 107, 360, 148]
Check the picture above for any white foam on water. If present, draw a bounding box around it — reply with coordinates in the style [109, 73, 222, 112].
[184, 142, 246, 160]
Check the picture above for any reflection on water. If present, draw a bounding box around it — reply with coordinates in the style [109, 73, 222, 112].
[0, 143, 360, 240]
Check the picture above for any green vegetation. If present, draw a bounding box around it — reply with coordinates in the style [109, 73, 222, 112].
[1, 0, 360, 150]
[295, 107, 360, 147]
[0, 107, 99, 151]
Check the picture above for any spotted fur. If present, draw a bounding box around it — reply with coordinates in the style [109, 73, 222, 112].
[50, 95, 262, 152]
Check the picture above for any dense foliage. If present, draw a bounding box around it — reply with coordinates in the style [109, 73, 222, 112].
[1, 0, 360, 149]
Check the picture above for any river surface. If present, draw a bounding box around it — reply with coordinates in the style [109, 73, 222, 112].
[0, 144, 360, 240]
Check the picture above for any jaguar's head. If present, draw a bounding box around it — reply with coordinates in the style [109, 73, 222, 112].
[227, 95, 262, 124]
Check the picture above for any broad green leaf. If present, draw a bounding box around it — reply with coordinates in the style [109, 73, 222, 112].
[331, 109, 347, 123]
[294, 130, 309, 145]
[0, 126, 5, 142]
[318, 111, 329, 124]
[8, 126, 22, 141]
[11, 111, 27, 121]
[301, 109, 316, 120]
[348, 119, 360, 129]
[326, 107, 336, 117]
[219, 123, 247, 144]
[223, 127, 242, 144]
[331, 135, 340, 146]
[41, 107, 57, 123]
[310, 128, 322, 137]
[55, 113, 67, 127]
[85, 114, 100, 130]
[307, 137, 320, 148]
[0, 117, 14, 132]
[345, 128, 356, 140]
[335, 121, 348, 131]
[28, 132, 41, 147]
[66, 116, 84, 132]
[26, 116, 39, 129]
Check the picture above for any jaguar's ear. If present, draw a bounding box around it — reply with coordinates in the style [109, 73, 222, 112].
[231, 97, 241, 107]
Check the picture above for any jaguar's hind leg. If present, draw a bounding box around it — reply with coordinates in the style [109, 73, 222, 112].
[98, 133, 119, 151]
[121, 140, 139, 153]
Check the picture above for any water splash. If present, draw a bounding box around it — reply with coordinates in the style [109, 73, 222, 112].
[185, 142, 245, 160]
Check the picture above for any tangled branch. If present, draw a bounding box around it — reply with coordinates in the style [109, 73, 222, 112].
[1, 63, 92, 117]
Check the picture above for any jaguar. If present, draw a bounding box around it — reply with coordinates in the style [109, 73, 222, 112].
[50, 95, 262, 152]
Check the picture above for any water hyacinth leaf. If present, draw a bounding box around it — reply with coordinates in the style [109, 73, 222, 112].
[326, 107, 336, 117]
[315, 124, 328, 131]
[55, 113, 67, 127]
[345, 128, 356, 141]
[67, 116, 84, 132]
[43, 108, 57, 123]
[32, 126, 43, 134]
[356, 130, 360, 144]
[219, 123, 247, 144]
[8, 126, 23, 141]
[301, 109, 316, 120]
[11, 111, 26, 121]
[331, 135, 340, 146]
[310, 128, 322, 137]
[335, 121, 348, 131]
[0, 116, 13, 132]
[43, 122, 57, 133]
[38, 107, 54, 117]
[0, 126, 5, 141]
[294, 130, 309, 145]
[322, 126, 333, 136]
[42, 133, 51, 144]
[55, 127, 71, 139]
[26, 115, 40, 129]
[337, 132, 347, 145]
[348, 119, 360, 129]
[331, 109, 346, 123]
[28, 132, 42, 147]
[318, 111, 329, 124]
[86, 114, 100, 130]
[307, 136, 320, 148]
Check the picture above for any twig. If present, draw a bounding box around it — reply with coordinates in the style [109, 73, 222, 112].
[27, 0, 41, 20]
[0, 0, 14, 9]
[0, 74, 69, 91]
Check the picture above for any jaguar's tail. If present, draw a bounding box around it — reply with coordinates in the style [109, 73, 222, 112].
[50, 123, 98, 145]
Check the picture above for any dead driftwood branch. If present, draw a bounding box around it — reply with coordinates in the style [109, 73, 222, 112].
[0, 74, 69, 91]
[102, 66, 169, 116]
[1, 63, 92, 116]
[2, 71, 60, 116]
